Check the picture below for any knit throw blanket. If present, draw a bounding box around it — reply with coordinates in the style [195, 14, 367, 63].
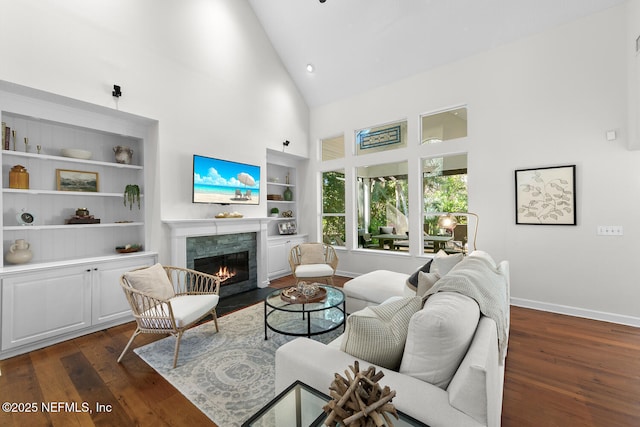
[423, 256, 509, 361]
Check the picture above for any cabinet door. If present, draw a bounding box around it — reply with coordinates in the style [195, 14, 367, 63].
[267, 240, 290, 279]
[91, 255, 156, 325]
[1, 267, 90, 351]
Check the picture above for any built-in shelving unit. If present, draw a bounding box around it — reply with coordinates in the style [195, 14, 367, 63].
[1, 109, 148, 266]
[0, 81, 158, 359]
[266, 149, 308, 279]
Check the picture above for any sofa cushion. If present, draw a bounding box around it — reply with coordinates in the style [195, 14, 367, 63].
[399, 292, 480, 389]
[344, 270, 410, 305]
[405, 259, 433, 293]
[416, 271, 440, 297]
[340, 296, 422, 370]
[124, 263, 175, 301]
[430, 250, 464, 276]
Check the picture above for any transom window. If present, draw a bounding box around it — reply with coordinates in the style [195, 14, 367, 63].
[421, 107, 467, 144]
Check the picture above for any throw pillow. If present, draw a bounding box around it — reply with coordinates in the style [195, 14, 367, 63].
[416, 271, 440, 297]
[299, 243, 325, 264]
[405, 259, 433, 293]
[399, 292, 480, 389]
[340, 296, 422, 370]
[468, 250, 497, 268]
[124, 263, 175, 301]
[430, 250, 464, 276]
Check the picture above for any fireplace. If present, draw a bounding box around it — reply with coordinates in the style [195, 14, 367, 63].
[164, 218, 271, 292]
[194, 251, 250, 287]
[186, 232, 257, 298]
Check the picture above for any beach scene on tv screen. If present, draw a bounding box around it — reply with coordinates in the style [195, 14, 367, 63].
[193, 156, 260, 204]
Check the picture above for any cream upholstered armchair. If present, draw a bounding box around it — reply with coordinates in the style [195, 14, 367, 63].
[118, 264, 221, 368]
[289, 242, 339, 286]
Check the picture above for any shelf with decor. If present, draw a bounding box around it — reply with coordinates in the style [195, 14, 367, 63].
[0, 82, 154, 269]
[2, 150, 144, 170]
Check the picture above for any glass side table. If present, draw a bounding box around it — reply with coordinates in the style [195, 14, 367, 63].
[242, 380, 429, 427]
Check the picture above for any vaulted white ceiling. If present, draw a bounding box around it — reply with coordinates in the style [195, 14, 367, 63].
[248, 0, 626, 107]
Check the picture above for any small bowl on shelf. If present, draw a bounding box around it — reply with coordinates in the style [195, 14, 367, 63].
[61, 148, 92, 160]
[116, 244, 142, 253]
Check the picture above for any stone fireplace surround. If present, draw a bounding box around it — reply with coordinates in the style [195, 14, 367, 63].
[163, 218, 272, 290]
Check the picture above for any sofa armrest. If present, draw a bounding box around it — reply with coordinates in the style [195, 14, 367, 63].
[276, 338, 484, 427]
[447, 316, 503, 427]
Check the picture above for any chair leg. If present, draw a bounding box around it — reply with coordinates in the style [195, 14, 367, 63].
[117, 327, 142, 363]
[211, 309, 219, 332]
[173, 331, 184, 369]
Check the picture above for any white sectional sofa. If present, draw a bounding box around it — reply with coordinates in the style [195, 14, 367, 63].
[275, 251, 510, 427]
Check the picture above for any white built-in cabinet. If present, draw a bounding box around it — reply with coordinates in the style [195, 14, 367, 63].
[1, 255, 154, 356]
[266, 149, 308, 279]
[267, 235, 308, 279]
[0, 81, 158, 359]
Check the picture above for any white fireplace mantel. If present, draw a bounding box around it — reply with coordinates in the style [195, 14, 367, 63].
[163, 217, 273, 288]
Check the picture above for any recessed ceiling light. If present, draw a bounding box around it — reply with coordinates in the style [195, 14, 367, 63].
[306, 63, 315, 73]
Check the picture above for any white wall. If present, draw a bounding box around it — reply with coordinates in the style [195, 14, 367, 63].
[0, 0, 309, 259]
[307, 3, 640, 324]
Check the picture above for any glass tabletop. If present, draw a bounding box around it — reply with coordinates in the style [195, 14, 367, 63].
[242, 380, 429, 427]
[265, 285, 344, 313]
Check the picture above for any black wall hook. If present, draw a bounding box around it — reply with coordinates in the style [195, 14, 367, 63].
[112, 85, 122, 98]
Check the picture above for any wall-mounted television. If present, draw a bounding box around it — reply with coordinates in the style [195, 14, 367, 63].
[193, 154, 260, 205]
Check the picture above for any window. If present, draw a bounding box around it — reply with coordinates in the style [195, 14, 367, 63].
[421, 107, 467, 144]
[357, 161, 409, 250]
[321, 135, 345, 161]
[322, 169, 345, 246]
[423, 154, 468, 254]
[356, 119, 407, 156]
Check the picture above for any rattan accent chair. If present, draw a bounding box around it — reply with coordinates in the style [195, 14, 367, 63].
[118, 264, 221, 368]
[289, 243, 339, 286]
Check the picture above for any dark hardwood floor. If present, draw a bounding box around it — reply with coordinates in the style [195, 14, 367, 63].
[0, 275, 638, 427]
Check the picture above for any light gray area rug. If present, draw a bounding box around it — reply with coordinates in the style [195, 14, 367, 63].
[134, 302, 341, 427]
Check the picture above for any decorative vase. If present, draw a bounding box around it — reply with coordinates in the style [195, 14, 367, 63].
[5, 239, 33, 264]
[113, 145, 134, 164]
[283, 187, 293, 201]
[9, 165, 29, 189]
[76, 208, 90, 217]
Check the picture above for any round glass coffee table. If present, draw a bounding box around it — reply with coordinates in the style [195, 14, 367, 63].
[264, 284, 345, 340]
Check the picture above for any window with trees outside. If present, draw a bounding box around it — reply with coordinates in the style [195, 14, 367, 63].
[357, 161, 409, 250]
[322, 169, 345, 246]
[423, 154, 468, 254]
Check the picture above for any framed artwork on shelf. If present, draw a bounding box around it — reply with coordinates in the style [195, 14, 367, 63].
[278, 221, 297, 235]
[56, 169, 99, 192]
[515, 165, 576, 225]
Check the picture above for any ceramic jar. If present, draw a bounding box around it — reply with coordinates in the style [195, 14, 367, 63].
[113, 145, 133, 164]
[9, 165, 29, 189]
[5, 239, 33, 264]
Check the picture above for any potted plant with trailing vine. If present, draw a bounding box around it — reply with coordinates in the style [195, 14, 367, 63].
[123, 184, 141, 210]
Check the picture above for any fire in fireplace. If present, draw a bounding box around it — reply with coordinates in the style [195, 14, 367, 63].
[194, 251, 249, 287]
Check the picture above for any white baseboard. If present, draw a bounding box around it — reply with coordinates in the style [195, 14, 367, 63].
[510, 297, 640, 328]
[335, 270, 358, 279]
